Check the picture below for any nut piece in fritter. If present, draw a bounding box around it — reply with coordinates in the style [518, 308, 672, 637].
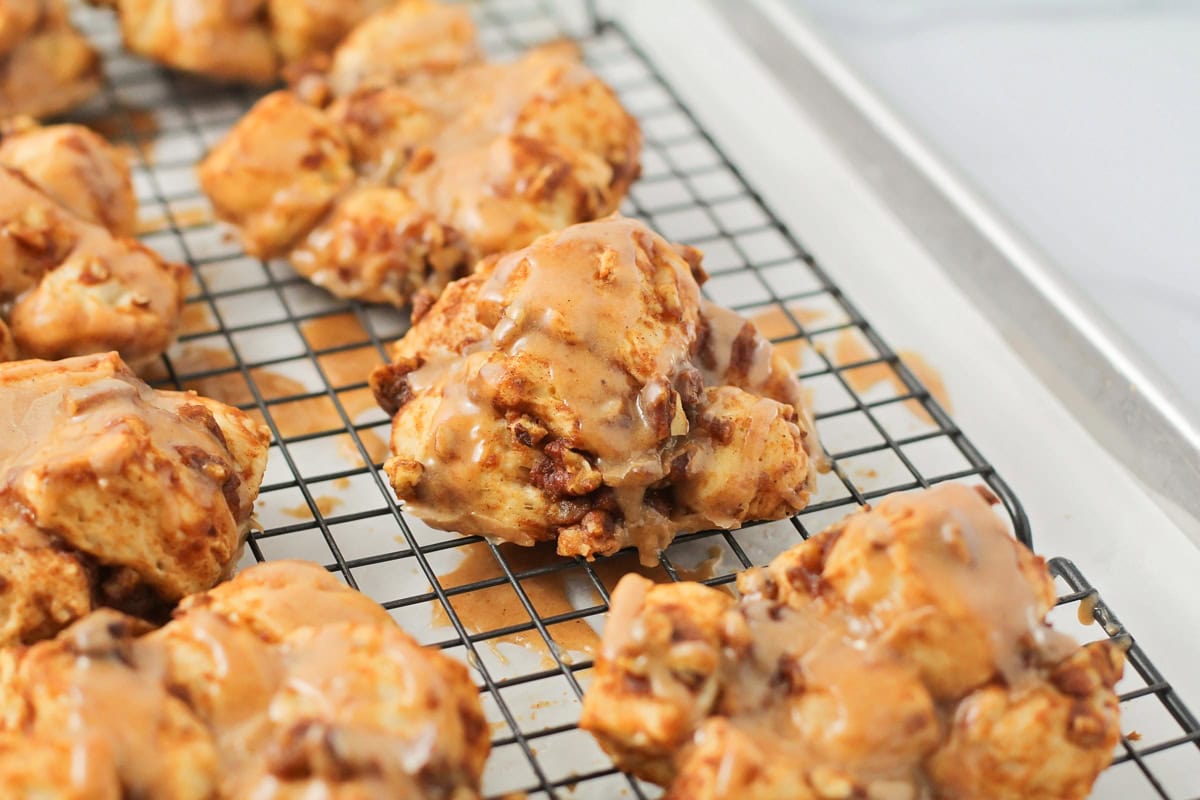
[580, 484, 1124, 800]
[0, 0, 100, 119]
[0, 352, 270, 646]
[200, 3, 640, 308]
[0, 166, 187, 365]
[0, 560, 490, 800]
[0, 117, 137, 236]
[370, 217, 820, 564]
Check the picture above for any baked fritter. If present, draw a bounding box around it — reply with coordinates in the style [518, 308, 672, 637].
[0, 560, 490, 799]
[0, 352, 270, 646]
[200, 1, 639, 307]
[323, 0, 479, 96]
[0, 117, 137, 236]
[0, 165, 186, 364]
[580, 484, 1124, 800]
[291, 185, 471, 306]
[89, 0, 392, 83]
[0, 0, 100, 118]
[198, 90, 356, 263]
[370, 217, 819, 564]
[269, 0, 394, 66]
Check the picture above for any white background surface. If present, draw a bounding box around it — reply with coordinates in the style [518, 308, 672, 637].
[621, 0, 1200, 743]
[778, 0, 1200, 415]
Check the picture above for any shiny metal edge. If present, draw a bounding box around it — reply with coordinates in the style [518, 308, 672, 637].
[709, 0, 1200, 539]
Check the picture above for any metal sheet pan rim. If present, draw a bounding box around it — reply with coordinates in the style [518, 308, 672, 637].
[711, 0, 1200, 537]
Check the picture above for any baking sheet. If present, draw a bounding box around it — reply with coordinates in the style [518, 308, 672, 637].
[59, 1, 1200, 796]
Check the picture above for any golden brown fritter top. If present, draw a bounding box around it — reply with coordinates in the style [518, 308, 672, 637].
[0, 0, 39, 54]
[370, 217, 819, 564]
[0, 164, 186, 365]
[0, 0, 100, 118]
[90, 0, 394, 83]
[199, 90, 357, 263]
[0, 352, 270, 645]
[268, 0, 395, 66]
[580, 484, 1125, 800]
[199, 2, 639, 308]
[0, 117, 138, 236]
[323, 0, 479, 95]
[0, 560, 490, 800]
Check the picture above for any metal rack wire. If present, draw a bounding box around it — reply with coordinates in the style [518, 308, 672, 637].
[1050, 559, 1200, 800]
[66, 1, 1199, 798]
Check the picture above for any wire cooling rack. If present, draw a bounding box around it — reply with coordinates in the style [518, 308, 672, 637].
[65, 1, 1199, 798]
[1050, 560, 1200, 800]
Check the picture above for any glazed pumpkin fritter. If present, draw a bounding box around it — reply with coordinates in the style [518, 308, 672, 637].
[88, 0, 395, 83]
[581, 484, 1125, 800]
[0, 352, 269, 645]
[200, 0, 639, 308]
[0, 129, 186, 366]
[0, 560, 490, 799]
[370, 216, 820, 565]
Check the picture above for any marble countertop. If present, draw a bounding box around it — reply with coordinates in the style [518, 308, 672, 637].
[779, 0, 1200, 413]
